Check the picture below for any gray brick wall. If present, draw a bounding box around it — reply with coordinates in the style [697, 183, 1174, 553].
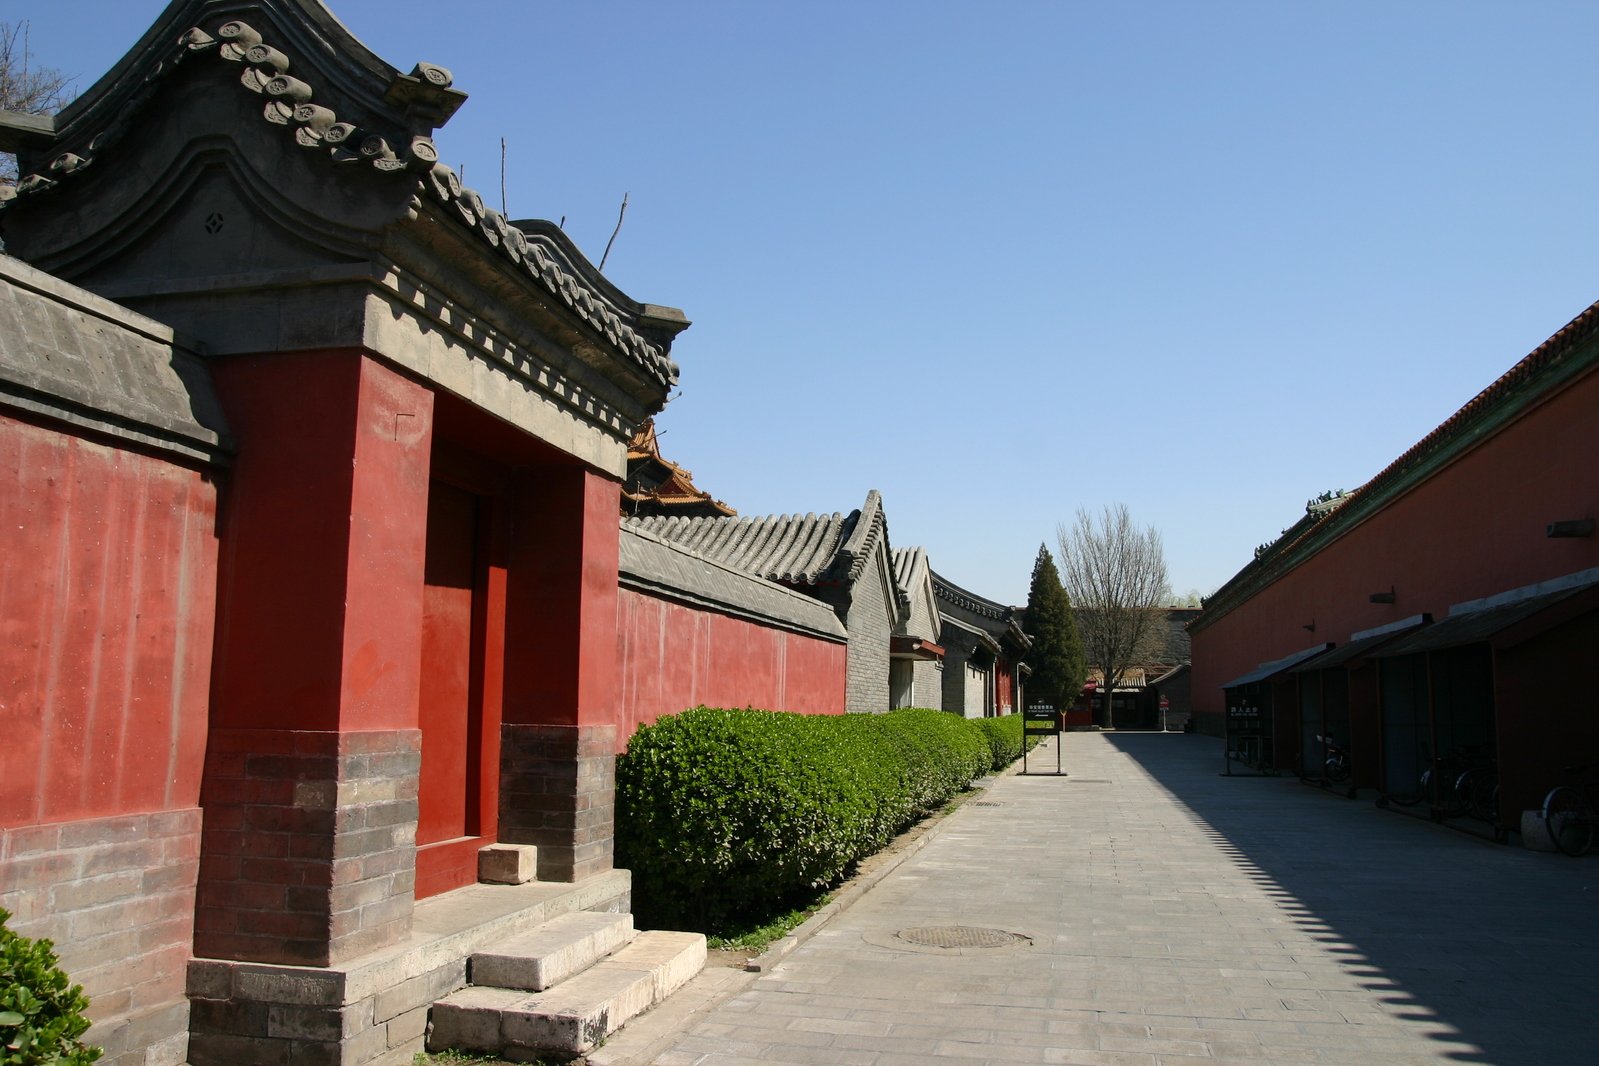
[912, 660, 943, 709]
[843, 559, 893, 713]
[940, 628, 977, 715]
[0, 808, 201, 1066]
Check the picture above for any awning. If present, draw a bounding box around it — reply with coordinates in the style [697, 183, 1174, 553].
[1222, 643, 1334, 689]
[1150, 662, 1190, 686]
[1375, 580, 1599, 658]
[890, 635, 946, 660]
[1291, 616, 1431, 671]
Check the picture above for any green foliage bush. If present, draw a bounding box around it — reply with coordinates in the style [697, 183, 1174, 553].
[0, 909, 101, 1065]
[975, 714, 1025, 770]
[615, 706, 1020, 932]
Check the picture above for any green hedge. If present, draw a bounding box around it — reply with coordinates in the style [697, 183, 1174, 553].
[0, 909, 101, 1065]
[615, 706, 1018, 931]
[975, 714, 1026, 769]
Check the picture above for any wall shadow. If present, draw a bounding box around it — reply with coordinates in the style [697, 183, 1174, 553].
[1103, 731, 1599, 1065]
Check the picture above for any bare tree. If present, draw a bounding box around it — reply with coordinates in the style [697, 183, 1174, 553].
[1, 21, 74, 184]
[1055, 504, 1170, 729]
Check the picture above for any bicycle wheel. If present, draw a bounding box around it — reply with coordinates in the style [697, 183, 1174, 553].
[1543, 786, 1594, 857]
[1326, 754, 1351, 785]
[1388, 768, 1425, 807]
[1435, 765, 1468, 817]
[1465, 769, 1498, 823]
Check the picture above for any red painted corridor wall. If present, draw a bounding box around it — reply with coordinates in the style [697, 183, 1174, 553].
[615, 589, 846, 748]
[0, 412, 218, 825]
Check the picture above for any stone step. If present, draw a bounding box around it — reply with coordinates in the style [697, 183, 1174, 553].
[470, 909, 636, 991]
[429, 930, 707, 1057]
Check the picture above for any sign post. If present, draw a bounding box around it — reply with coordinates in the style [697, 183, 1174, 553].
[1022, 704, 1065, 776]
[1160, 694, 1170, 732]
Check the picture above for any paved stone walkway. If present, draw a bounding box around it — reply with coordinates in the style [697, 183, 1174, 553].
[651, 731, 1599, 1065]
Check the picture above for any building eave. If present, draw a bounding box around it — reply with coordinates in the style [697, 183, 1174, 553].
[1192, 300, 1599, 634]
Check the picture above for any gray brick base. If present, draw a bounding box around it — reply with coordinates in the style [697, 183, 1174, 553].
[0, 808, 201, 1066]
[194, 729, 421, 967]
[498, 724, 616, 882]
[186, 871, 630, 1066]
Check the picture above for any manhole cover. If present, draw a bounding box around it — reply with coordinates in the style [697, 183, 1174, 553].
[898, 926, 1029, 950]
[971, 801, 1003, 807]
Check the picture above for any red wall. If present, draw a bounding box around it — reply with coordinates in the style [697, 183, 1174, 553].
[1193, 366, 1599, 723]
[207, 351, 433, 734]
[503, 465, 622, 730]
[0, 412, 218, 826]
[616, 589, 847, 748]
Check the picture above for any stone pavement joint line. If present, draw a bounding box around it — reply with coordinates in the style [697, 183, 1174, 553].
[647, 732, 1599, 1065]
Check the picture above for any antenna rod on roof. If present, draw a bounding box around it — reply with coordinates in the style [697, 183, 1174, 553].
[598, 192, 628, 272]
[500, 138, 507, 216]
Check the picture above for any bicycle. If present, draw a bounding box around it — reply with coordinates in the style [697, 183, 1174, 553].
[1317, 734, 1351, 785]
[1455, 762, 1498, 824]
[1542, 763, 1599, 857]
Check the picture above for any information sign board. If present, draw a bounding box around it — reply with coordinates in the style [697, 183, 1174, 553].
[1022, 704, 1064, 775]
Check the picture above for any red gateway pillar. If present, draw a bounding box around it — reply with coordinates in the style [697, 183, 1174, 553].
[499, 464, 623, 883]
[196, 350, 434, 967]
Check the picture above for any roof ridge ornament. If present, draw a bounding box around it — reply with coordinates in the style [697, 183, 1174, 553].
[0, 9, 683, 390]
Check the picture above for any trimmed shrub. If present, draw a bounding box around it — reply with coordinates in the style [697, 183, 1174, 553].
[0, 909, 101, 1065]
[975, 714, 1025, 771]
[616, 706, 999, 932]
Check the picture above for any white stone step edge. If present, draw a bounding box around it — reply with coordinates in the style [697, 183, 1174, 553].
[429, 930, 707, 1056]
[470, 910, 637, 991]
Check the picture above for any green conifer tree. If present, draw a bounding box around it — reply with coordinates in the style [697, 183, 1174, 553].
[1022, 544, 1086, 711]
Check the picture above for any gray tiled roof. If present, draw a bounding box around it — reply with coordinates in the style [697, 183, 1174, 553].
[0, 254, 229, 465]
[619, 526, 846, 640]
[626, 489, 891, 588]
[0, 2, 682, 391]
[932, 570, 1011, 620]
[893, 546, 928, 591]
[932, 569, 1032, 654]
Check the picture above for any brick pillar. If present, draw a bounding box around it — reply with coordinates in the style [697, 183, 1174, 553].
[199, 352, 433, 965]
[194, 729, 420, 966]
[499, 723, 616, 882]
[501, 465, 622, 882]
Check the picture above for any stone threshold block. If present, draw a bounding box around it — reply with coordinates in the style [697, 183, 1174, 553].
[478, 843, 537, 885]
[187, 870, 630, 1066]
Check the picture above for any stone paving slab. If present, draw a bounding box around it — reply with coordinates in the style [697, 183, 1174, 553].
[647, 731, 1599, 1065]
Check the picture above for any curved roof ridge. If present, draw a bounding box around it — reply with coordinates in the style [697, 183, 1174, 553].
[834, 490, 908, 616]
[49, 0, 412, 151]
[837, 489, 883, 581]
[931, 569, 1011, 620]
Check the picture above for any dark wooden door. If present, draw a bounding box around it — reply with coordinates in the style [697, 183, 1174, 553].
[416, 480, 489, 897]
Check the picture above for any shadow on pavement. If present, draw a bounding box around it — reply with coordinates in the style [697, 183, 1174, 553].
[1103, 730, 1599, 1066]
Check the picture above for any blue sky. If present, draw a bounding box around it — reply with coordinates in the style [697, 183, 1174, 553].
[15, 1, 1599, 605]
